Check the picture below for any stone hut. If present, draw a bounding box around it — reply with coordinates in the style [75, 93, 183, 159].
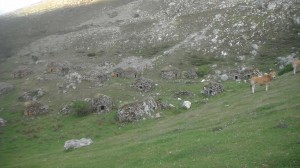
[117, 97, 159, 122]
[121, 67, 138, 78]
[24, 101, 49, 116]
[132, 77, 155, 92]
[46, 62, 69, 76]
[112, 68, 123, 77]
[92, 94, 113, 114]
[12, 66, 33, 78]
[160, 65, 180, 79]
[229, 68, 261, 81]
[182, 69, 198, 79]
[201, 82, 224, 96]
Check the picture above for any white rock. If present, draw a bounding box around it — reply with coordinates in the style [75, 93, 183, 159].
[0, 118, 7, 126]
[182, 101, 191, 109]
[64, 138, 93, 150]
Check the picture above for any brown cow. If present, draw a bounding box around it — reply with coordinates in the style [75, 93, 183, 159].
[292, 59, 300, 75]
[250, 71, 276, 94]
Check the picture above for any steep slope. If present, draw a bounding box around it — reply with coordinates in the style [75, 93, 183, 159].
[0, 71, 299, 167]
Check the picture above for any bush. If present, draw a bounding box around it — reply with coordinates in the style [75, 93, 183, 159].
[196, 65, 211, 77]
[278, 64, 293, 76]
[70, 100, 93, 116]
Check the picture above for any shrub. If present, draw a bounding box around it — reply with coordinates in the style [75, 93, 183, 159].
[278, 64, 293, 76]
[196, 65, 211, 77]
[70, 100, 93, 116]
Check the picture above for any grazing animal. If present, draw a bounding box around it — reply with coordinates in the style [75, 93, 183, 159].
[292, 59, 300, 75]
[250, 71, 276, 94]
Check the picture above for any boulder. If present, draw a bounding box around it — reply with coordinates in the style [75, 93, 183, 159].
[0, 82, 14, 95]
[182, 101, 191, 109]
[0, 118, 7, 127]
[64, 138, 93, 150]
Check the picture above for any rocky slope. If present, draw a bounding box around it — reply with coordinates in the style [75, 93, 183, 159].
[0, 0, 299, 100]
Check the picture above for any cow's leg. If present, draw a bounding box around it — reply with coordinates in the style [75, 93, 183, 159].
[252, 84, 255, 94]
[266, 84, 268, 91]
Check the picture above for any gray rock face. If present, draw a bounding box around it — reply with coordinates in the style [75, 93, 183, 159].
[117, 97, 159, 122]
[64, 138, 93, 150]
[0, 82, 14, 95]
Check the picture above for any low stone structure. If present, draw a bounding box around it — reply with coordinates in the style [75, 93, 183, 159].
[0, 82, 14, 95]
[112, 67, 138, 78]
[46, 61, 69, 76]
[18, 88, 45, 101]
[182, 69, 198, 79]
[24, 101, 49, 116]
[12, 66, 33, 78]
[173, 90, 195, 98]
[160, 65, 180, 79]
[92, 94, 113, 114]
[117, 97, 159, 122]
[201, 82, 224, 96]
[132, 77, 155, 92]
[228, 68, 261, 81]
[64, 138, 93, 150]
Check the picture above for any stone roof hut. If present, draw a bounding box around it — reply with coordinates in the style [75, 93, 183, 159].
[201, 82, 224, 96]
[24, 101, 49, 116]
[132, 77, 155, 92]
[121, 67, 138, 78]
[12, 66, 33, 78]
[229, 68, 260, 81]
[117, 97, 159, 122]
[160, 65, 180, 79]
[183, 69, 198, 79]
[92, 94, 113, 114]
[112, 68, 123, 78]
[46, 62, 69, 76]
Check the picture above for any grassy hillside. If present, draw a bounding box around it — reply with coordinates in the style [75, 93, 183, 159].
[0, 72, 299, 167]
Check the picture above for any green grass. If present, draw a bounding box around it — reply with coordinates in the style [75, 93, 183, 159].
[0, 73, 300, 168]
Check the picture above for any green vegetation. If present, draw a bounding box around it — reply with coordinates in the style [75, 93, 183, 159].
[70, 100, 93, 116]
[0, 72, 299, 168]
[278, 64, 294, 76]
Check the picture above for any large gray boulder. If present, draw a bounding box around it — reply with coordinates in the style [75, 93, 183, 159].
[64, 138, 93, 150]
[0, 82, 14, 95]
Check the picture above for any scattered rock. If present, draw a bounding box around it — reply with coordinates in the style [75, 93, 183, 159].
[220, 74, 229, 81]
[60, 104, 71, 115]
[0, 82, 14, 95]
[64, 138, 93, 150]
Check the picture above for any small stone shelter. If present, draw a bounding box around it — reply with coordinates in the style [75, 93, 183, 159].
[182, 69, 198, 79]
[160, 65, 180, 79]
[122, 67, 138, 78]
[132, 77, 155, 92]
[12, 66, 33, 78]
[117, 97, 159, 122]
[24, 101, 49, 116]
[201, 82, 224, 96]
[229, 68, 260, 81]
[92, 94, 113, 114]
[46, 62, 69, 76]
